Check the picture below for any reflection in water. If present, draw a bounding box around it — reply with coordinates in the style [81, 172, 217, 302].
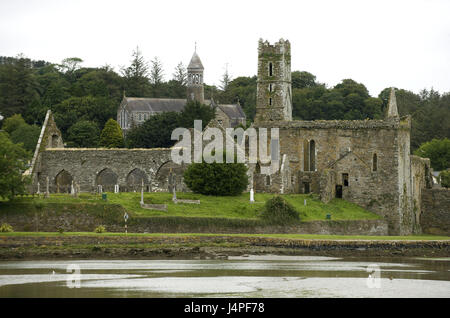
[0, 256, 449, 298]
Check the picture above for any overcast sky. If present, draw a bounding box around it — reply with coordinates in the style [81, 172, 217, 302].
[0, 0, 449, 96]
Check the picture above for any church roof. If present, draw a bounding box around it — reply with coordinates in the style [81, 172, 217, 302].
[218, 104, 246, 119]
[123, 97, 214, 113]
[123, 97, 187, 113]
[187, 52, 204, 70]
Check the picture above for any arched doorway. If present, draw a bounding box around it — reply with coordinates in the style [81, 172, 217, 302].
[126, 168, 149, 192]
[96, 168, 118, 192]
[155, 161, 184, 192]
[55, 170, 73, 193]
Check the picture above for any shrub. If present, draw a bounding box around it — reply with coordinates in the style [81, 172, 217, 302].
[260, 196, 300, 225]
[183, 154, 248, 196]
[0, 223, 14, 232]
[440, 170, 450, 188]
[94, 225, 106, 233]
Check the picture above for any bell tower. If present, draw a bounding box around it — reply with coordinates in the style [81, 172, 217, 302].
[255, 38, 292, 122]
[187, 48, 205, 104]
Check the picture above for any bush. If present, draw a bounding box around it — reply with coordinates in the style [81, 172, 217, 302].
[260, 196, 300, 225]
[183, 154, 248, 196]
[94, 225, 106, 233]
[440, 170, 450, 188]
[0, 223, 14, 232]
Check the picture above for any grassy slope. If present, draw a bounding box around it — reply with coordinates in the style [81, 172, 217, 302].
[1, 192, 380, 221]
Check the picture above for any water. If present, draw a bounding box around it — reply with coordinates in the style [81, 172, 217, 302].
[0, 256, 449, 298]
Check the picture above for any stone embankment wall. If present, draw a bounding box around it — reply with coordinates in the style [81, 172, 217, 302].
[421, 188, 450, 235]
[0, 203, 388, 235]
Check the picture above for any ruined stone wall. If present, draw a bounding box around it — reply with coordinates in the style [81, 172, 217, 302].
[34, 148, 187, 193]
[411, 155, 432, 233]
[420, 188, 450, 235]
[254, 120, 404, 234]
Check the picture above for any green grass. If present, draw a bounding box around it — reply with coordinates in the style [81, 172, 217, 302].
[104, 192, 380, 221]
[1, 192, 380, 221]
[0, 232, 449, 241]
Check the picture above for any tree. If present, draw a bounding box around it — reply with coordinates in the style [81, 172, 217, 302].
[10, 124, 40, 152]
[66, 120, 100, 148]
[0, 54, 39, 118]
[2, 114, 40, 152]
[260, 196, 300, 224]
[291, 71, 317, 89]
[179, 100, 216, 130]
[99, 119, 124, 148]
[219, 64, 232, 91]
[183, 153, 248, 196]
[125, 111, 181, 148]
[2, 114, 26, 134]
[172, 62, 187, 86]
[414, 138, 450, 171]
[149, 57, 164, 85]
[60, 57, 83, 74]
[440, 170, 450, 188]
[121, 47, 150, 97]
[0, 132, 30, 200]
[52, 96, 117, 137]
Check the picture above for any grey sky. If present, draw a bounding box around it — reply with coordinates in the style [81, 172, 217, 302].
[0, 0, 449, 96]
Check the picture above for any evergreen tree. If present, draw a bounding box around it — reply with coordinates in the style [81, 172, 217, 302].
[121, 47, 150, 97]
[99, 119, 124, 148]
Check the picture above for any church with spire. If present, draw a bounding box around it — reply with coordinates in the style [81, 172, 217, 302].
[117, 49, 246, 134]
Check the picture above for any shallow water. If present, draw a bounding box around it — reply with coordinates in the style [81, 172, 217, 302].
[0, 256, 449, 298]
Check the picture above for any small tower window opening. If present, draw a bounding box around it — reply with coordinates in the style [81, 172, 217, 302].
[269, 98, 272, 106]
[373, 153, 378, 172]
[269, 62, 273, 76]
[342, 173, 349, 187]
[309, 140, 316, 171]
[269, 84, 273, 92]
[266, 175, 271, 186]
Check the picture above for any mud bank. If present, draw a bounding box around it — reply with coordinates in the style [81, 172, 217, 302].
[0, 235, 448, 260]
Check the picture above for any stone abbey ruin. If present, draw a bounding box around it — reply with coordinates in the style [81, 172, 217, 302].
[26, 38, 437, 235]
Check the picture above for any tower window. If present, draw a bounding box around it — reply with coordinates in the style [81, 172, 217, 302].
[269, 84, 273, 92]
[269, 62, 273, 76]
[269, 98, 272, 106]
[373, 153, 378, 172]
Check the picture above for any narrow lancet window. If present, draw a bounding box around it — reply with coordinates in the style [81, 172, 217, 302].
[373, 153, 378, 172]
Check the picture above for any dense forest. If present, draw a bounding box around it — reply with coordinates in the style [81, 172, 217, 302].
[0, 48, 449, 155]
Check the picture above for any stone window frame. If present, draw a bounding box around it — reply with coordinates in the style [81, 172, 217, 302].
[268, 62, 273, 77]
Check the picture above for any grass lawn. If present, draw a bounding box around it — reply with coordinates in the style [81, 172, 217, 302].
[1, 232, 449, 241]
[4, 192, 381, 221]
